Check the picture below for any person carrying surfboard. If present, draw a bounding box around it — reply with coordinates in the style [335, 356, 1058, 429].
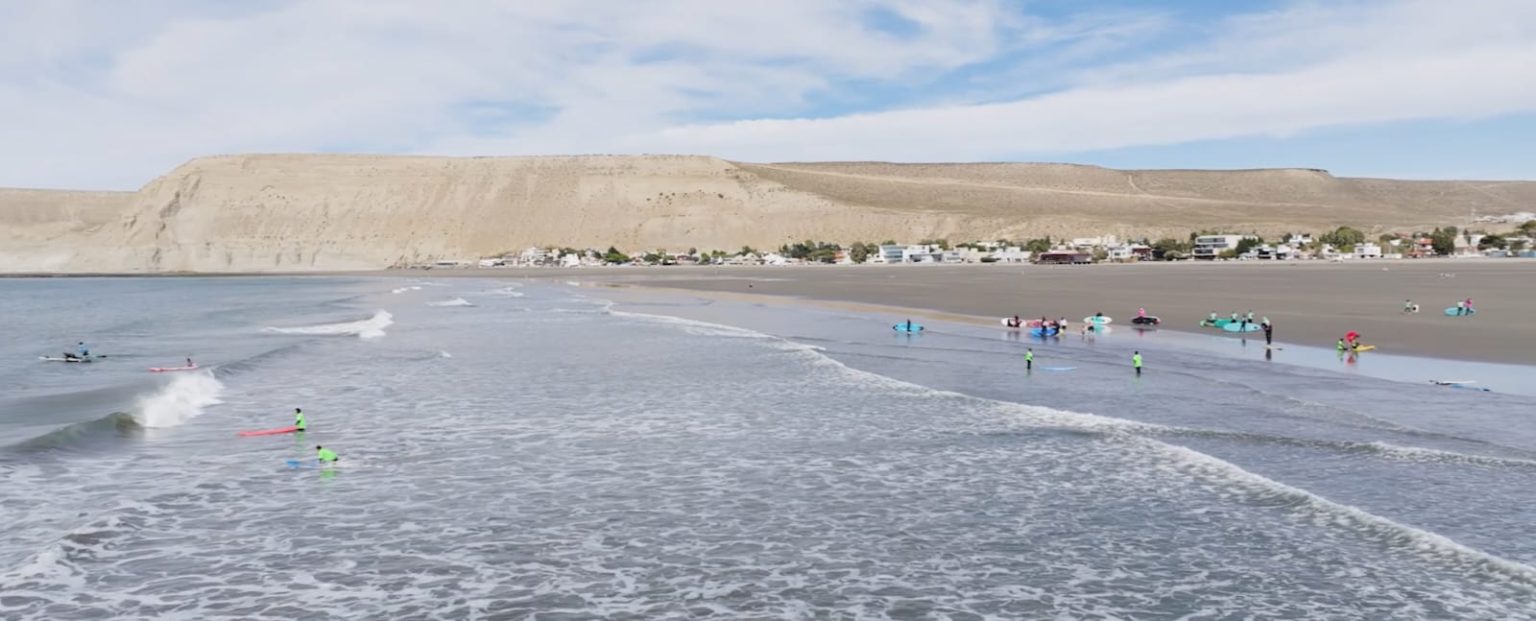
[316, 445, 338, 463]
[294, 408, 307, 432]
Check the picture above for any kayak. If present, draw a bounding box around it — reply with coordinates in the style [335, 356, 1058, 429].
[1221, 322, 1262, 333]
[1083, 316, 1113, 325]
[150, 365, 199, 373]
[1444, 307, 1476, 316]
[239, 425, 301, 437]
[893, 323, 924, 333]
[1131, 316, 1160, 326]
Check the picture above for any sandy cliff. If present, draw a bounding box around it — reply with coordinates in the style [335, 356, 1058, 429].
[3, 154, 1533, 273]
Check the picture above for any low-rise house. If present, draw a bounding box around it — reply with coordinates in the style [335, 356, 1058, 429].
[1192, 235, 1246, 260]
[1105, 244, 1152, 262]
[993, 247, 1032, 263]
[874, 244, 907, 264]
[1354, 243, 1383, 259]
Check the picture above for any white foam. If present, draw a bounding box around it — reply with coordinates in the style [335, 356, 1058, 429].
[133, 372, 225, 428]
[1153, 441, 1536, 583]
[263, 310, 393, 340]
[427, 297, 474, 307]
[439, 351, 453, 358]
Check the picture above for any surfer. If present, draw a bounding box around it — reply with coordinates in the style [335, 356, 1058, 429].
[316, 445, 339, 463]
[64, 342, 90, 361]
[1337, 338, 1347, 352]
[1137, 307, 1146, 319]
[1455, 300, 1466, 316]
[1464, 298, 1474, 315]
[1262, 321, 1273, 345]
[1025, 348, 1033, 371]
[294, 408, 307, 432]
[1132, 351, 1143, 377]
[185, 357, 194, 368]
[1245, 310, 1255, 321]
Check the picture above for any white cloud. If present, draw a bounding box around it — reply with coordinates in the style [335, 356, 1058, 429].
[0, 0, 1531, 188]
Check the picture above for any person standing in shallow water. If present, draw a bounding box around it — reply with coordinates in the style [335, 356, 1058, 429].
[1025, 348, 1033, 371]
[294, 408, 307, 432]
[1132, 351, 1143, 376]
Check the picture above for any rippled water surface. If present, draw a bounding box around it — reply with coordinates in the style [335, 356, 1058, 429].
[2, 277, 1535, 619]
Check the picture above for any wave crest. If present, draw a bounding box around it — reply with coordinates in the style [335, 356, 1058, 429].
[263, 310, 393, 339]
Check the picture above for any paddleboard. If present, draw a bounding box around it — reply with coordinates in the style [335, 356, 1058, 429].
[150, 365, 199, 373]
[39, 356, 92, 363]
[1221, 322, 1261, 333]
[239, 425, 301, 437]
[892, 323, 924, 333]
[1431, 379, 1478, 385]
[1444, 307, 1476, 316]
[1083, 316, 1113, 325]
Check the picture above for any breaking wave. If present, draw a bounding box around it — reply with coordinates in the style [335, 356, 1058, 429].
[263, 310, 393, 340]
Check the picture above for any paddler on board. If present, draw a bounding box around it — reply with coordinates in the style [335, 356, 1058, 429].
[316, 445, 339, 463]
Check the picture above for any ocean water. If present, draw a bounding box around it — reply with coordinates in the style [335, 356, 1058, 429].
[2, 277, 1535, 620]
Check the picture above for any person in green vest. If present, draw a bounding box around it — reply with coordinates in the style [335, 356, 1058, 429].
[316, 445, 339, 463]
[1336, 338, 1347, 352]
[1025, 348, 1034, 371]
[294, 407, 307, 432]
[1132, 351, 1143, 376]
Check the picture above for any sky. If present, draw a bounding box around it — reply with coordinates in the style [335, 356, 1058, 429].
[2, 0, 1534, 190]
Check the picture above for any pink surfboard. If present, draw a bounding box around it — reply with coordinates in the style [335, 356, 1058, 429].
[238, 425, 300, 437]
[150, 365, 199, 373]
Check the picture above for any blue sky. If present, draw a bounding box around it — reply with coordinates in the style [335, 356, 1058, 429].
[1, 0, 1533, 189]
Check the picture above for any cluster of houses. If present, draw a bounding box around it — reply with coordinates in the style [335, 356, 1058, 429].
[409, 227, 1535, 269]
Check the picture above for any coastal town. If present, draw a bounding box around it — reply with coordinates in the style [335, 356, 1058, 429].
[416, 220, 1536, 269]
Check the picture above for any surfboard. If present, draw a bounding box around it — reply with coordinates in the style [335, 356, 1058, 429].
[1000, 318, 1024, 329]
[1444, 307, 1476, 316]
[1083, 316, 1113, 325]
[40, 356, 92, 363]
[149, 365, 199, 373]
[1042, 366, 1076, 371]
[240, 425, 300, 437]
[1221, 322, 1261, 333]
[1352, 345, 1376, 352]
[892, 323, 924, 333]
[1029, 327, 1059, 337]
[1431, 379, 1477, 385]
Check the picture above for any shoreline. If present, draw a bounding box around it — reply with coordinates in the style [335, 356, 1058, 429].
[547, 262, 1535, 366]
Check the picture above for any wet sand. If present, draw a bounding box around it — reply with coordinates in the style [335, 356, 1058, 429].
[540, 260, 1536, 365]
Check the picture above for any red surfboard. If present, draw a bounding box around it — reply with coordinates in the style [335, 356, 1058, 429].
[238, 426, 300, 437]
[150, 365, 199, 373]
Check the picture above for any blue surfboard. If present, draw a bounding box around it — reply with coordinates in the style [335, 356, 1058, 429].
[892, 323, 924, 333]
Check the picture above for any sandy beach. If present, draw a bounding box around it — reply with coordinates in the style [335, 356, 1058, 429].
[528, 260, 1536, 365]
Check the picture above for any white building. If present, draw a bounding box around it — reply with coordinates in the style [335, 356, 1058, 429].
[1454, 234, 1485, 257]
[875, 244, 907, 264]
[1192, 235, 1246, 260]
[518, 246, 549, 265]
[993, 247, 1032, 263]
[1353, 242, 1383, 259]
